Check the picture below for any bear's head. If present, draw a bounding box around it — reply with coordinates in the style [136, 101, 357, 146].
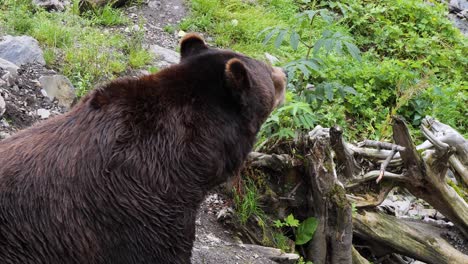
[179, 33, 287, 134]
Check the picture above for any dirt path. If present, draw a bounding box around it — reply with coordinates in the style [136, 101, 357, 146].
[125, 0, 187, 48]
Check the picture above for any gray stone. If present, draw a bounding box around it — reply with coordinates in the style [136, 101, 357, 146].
[0, 94, 5, 117]
[38, 75, 75, 109]
[0, 36, 45, 66]
[37, 108, 51, 119]
[450, 0, 468, 10]
[241, 244, 300, 264]
[32, 0, 66, 11]
[1, 72, 16, 87]
[0, 131, 10, 140]
[150, 44, 180, 68]
[0, 58, 19, 75]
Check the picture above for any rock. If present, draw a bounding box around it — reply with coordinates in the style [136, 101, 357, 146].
[241, 244, 300, 264]
[449, 0, 468, 11]
[37, 108, 51, 119]
[32, 0, 66, 11]
[444, 0, 468, 35]
[192, 242, 295, 264]
[0, 58, 19, 75]
[0, 131, 10, 140]
[217, 207, 234, 221]
[0, 36, 45, 66]
[148, 0, 161, 9]
[149, 44, 180, 68]
[265, 52, 279, 65]
[0, 94, 5, 117]
[38, 75, 76, 109]
[80, 0, 130, 10]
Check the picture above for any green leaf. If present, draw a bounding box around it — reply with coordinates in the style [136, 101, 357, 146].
[319, 9, 333, 24]
[344, 41, 361, 62]
[262, 28, 279, 45]
[290, 31, 300, 50]
[297, 64, 311, 78]
[303, 59, 320, 72]
[324, 39, 334, 53]
[295, 217, 318, 245]
[285, 214, 300, 227]
[313, 39, 324, 55]
[343, 86, 357, 95]
[274, 29, 288, 48]
[324, 83, 334, 101]
[273, 220, 284, 228]
[299, 10, 318, 20]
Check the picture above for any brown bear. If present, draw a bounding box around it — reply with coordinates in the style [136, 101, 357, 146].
[0, 34, 286, 263]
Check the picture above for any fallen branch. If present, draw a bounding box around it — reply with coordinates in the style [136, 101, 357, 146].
[352, 246, 370, 264]
[346, 171, 406, 188]
[354, 211, 468, 264]
[358, 140, 405, 152]
[377, 147, 399, 183]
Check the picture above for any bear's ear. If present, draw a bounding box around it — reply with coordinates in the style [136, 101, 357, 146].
[225, 58, 250, 90]
[180, 33, 208, 59]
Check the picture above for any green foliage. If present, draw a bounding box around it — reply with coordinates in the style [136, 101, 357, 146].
[274, 214, 318, 246]
[335, 0, 467, 138]
[83, 4, 129, 26]
[272, 232, 290, 252]
[129, 49, 153, 68]
[295, 217, 318, 245]
[274, 214, 300, 228]
[163, 24, 176, 34]
[258, 92, 315, 142]
[447, 180, 468, 202]
[180, 0, 297, 55]
[0, 1, 152, 95]
[297, 257, 313, 264]
[255, 0, 467, 140]
[233, 178, 265, 225]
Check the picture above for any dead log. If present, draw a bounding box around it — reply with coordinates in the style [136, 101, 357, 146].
[392, 117, 468, 237]
[241, 117, 468, 262]
[352, 246, 370, 264]
[354, 211, 468, 264]
[421, 116, 468, 185]
[303, 129, 353, 263]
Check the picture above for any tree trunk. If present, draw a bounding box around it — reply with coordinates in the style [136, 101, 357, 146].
[304, 132, 353, 263]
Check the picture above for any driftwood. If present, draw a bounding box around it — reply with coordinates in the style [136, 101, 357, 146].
[354, 211, 468, 263]
[245, 116, 468, 263]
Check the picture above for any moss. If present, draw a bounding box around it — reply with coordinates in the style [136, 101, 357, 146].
[447, 180, 468, 202]
[330, 184, 349, 209]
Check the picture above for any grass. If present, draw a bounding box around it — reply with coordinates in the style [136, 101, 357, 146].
[233, 177, 265, 225]
[0, 0, 153, 95]
[83, 4, 129, 26]
[180, 0, 298, 58]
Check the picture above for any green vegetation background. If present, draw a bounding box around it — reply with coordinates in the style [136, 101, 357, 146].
[1, 0, 467, 142]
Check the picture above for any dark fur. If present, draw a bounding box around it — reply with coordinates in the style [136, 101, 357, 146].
[0, 35, 284, 263]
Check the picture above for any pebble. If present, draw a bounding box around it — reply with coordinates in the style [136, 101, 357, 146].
[37, 108, 50, 119]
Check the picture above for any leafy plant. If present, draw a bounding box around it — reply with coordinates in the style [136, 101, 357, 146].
[233, 177, 265, 225]
[274, 214, 318, 246]
[83, 3, 128, 26]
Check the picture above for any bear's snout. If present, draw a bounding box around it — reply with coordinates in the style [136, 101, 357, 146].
[272, 66, 287, 107]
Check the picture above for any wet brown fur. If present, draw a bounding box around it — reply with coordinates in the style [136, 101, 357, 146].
[0, 34, 286, 264]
